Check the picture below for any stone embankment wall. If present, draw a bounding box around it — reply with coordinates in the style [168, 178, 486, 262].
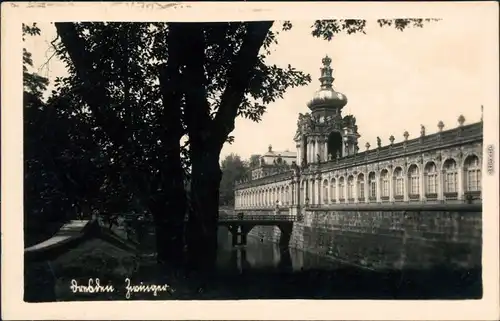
[248, 208, 482, 270]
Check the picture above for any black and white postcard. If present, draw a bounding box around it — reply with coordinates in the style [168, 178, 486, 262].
[2, 1, 499, 320]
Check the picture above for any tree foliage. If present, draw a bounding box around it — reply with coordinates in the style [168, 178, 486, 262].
[53, 22, 190, 263]
[23, 23, 110, 245]
[219, 154, 249, 206]
[23, 23, 49, 97]
[249, 154, 262, 167]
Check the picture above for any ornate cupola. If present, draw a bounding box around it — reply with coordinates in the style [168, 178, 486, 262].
[295, 55, 357, 168]
[306, 55, 348, 113]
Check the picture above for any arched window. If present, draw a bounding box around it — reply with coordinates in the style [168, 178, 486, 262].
[408, 164, 420, 196]
[347, 175, 355, 201]
[338, 177, 345, 200]
[464, 155, 481, 192]
[327, 131, 343, 159]
[424, 162, 438, 195]
[300, 181, 306, 205]
[443, 159, 458, 193]
[310, 180, 315, 205]
[330, 178, 336, 202]
[357, 174, 365, 201]
[380, 169, 390, 199]
[368, 172, 377, 201]
[393, 167, 404, 199]
[322, 179, 329, 204]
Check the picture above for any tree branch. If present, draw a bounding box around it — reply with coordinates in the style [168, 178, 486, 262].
[213, 21, 273, 147]
[154, 23, 188, 196]
[179, 24, 213, 146]
[55, 23, 131, 144]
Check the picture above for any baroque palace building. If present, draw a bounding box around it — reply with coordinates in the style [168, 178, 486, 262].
[234, 55, 483, 212]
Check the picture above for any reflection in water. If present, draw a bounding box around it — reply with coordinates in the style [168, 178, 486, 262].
[212, 227, 481, 299]
[216, 227, 343, 273]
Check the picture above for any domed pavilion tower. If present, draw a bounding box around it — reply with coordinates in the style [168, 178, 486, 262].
[294, 55, 360, 167]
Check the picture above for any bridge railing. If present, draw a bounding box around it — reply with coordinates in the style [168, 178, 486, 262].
[218, 213, 297, 222]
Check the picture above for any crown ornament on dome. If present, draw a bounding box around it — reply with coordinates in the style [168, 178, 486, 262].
[322, 55, 332, 67]
[319, 55, 334, 89]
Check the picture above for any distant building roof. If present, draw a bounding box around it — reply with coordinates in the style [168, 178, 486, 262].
[263, 145, 296, 157]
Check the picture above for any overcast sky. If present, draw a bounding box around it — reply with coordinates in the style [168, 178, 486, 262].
[25, 16, 493, 161]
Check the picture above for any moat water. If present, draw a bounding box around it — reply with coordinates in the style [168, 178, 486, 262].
[216, 228, 343, 273]
[206, 228, 482, 300]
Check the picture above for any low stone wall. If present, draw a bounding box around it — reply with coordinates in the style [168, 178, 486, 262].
[248, 208, 482, 271]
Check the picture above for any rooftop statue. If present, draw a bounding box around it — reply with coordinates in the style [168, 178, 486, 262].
[342, 114, 357, 128]
[297, 113, 305, 131]
[420, 124, 426, 136]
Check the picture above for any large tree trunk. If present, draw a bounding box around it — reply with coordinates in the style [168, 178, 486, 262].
[152, 24, 188, 266]
[179, 22, 273, 273]
[186, 147, 222, 273]
[149, 161, 186, 266]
